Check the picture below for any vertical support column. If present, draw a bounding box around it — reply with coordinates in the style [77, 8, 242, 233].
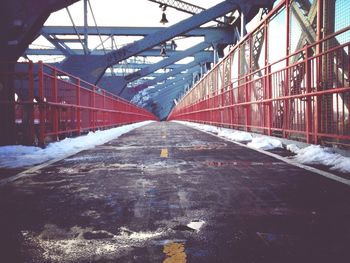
[83, 0, 89, 54]
[102, 90, 106, 127]
[76, 78, 81, 136]
[283, 0, 291, 139]
[245, 76, 251, 132]
[0, 62, 16, 145]
[240, 10, 246, 39]
[314, 0, 323, 144]
[321, 0, 335, 137]
[53, 68, 58, 141]
[263, 20, 272, 136]
[92, 86, 96, 131]
[28, 61, 35, 144]
[266, 64, 272, 136]
[38, 61, 45, 146]
[305, 46, 312, 143]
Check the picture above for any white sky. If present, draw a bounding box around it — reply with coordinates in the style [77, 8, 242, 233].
[45, 0, 223, 27]
[29, 0, 225, 63]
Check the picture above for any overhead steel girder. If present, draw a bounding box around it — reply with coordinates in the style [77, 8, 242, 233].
[60, 0, 276, 85]
[123, 41, 217, 83]
[153, 69, 196, 93]
[25, 48, 183, 57]
[41, 26, 229, 37]
[151, 82, 190, 119]
[120, 26, 235, 87]
[142, 53, 212, 88]
[41, 32, 74, 56]
[0, 0, 79, 62]
[113, 62, 184, 70]
[124, 61, 202, 99]
[0, 0, 79, 146]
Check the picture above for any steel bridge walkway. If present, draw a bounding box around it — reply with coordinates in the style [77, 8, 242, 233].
[0, 121, 350, 262]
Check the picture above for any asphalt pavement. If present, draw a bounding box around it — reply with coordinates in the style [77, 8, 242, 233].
[0, 121, 350, 262]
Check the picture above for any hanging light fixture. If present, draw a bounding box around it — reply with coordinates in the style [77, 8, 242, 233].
[160, 44, 167, 57]
[159, 4, 168, 24]
[160, 13, 169, 24]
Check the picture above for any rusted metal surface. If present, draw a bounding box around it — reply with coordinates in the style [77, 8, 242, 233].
[0, 121, 350, 262]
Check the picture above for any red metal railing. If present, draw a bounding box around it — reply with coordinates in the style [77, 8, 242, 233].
[1, 61, 157, 146]
[168, 0, 350, 148]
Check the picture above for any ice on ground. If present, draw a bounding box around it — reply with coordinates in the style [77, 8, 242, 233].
[187, 220, 205, 232]
[0, 121, 154, 169]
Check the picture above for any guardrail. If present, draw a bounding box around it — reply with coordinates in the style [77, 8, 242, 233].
[0, 61, 158, 146]
[168, 0, 350, 148]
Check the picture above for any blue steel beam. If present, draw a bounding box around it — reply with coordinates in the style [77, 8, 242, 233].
[152, 69, 196, 92]
[41, 26, 227, 37]
[140, 53, 212, 88]
[25, 48, 182, 57]
[41, 32, 74, 56]
[123, 42, 216, 83]
[115, 26, 234, 97]
[61, 0, 275, 85]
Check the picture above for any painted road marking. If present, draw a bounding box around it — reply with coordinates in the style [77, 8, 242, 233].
[160, 148, 169, 158]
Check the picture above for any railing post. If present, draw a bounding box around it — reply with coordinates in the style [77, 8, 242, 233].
[305, 47, 312, 143]
[283, 0, 291, 140]
[28, 61, 35, 144]
[314, 0, 323, 145]
[53, 68, 58, 141]
[266, 64, 272, 136]
[245, 76, 251, 132]
[103, 90, 106, 127]
[76, 78, 81, 136]
[38, 61, 45, 146]
[92, 86, 96, 131]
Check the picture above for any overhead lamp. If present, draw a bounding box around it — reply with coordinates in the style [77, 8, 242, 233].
[159, 4, 168, 24]
[160, 46, 167, 57]
[170, 40, 177, 50]
[160, 12, 168, 24]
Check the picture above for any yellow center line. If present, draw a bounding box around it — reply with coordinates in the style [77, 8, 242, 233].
[160, 148, 168, 158]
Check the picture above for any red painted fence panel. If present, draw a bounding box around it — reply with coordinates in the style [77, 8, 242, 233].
[168, 0, 350, 149]
[1, 61, 157, 146]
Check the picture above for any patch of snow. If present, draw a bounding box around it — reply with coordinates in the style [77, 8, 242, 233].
[0, 121, 154, 169]
[174, 121, 350, 174]
[286, 144, 300, 153]
[129, 230, 163, 240]
[187, 220, 205, 232]
[290, 145, 350, 173]
[218, 129, 253, 142]
[247, 137, 283, 150]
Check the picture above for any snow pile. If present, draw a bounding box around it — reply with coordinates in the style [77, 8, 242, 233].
[218, 129, 253, 142]
[174, 121, 252, 141]
[174, 121, 350, 173]
[288, 144, 350, 173]
[0, 121, 153, 169]
[247, 137, 283, 150]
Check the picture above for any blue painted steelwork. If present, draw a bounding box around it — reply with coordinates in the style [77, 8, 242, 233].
[60, 0, 274, 85]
